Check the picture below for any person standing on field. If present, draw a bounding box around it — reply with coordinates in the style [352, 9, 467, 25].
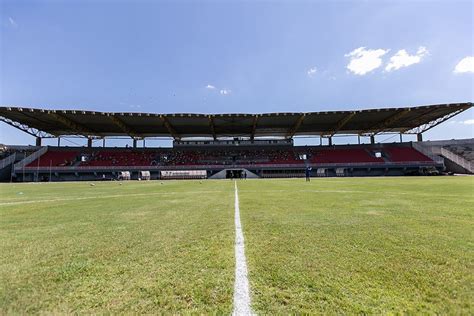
[305, 167, 312, 182]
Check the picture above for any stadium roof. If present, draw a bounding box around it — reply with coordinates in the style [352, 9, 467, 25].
[0, 102, 471, 140]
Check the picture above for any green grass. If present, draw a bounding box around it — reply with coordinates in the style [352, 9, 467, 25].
[0, 177, 473, 313]
[0, 180, 235, 313]
[238, 177, 474, 314]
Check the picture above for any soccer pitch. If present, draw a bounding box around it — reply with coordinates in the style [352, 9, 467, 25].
[0, 177, 473, 313]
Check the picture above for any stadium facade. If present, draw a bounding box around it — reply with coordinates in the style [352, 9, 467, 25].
[0, 103, 472, 181]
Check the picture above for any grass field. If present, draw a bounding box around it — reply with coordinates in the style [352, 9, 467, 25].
[0, 177, 473, 313]
[0, 181, 235, 313]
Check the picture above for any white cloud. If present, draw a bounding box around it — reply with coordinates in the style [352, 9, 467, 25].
[307, 67, 317, 78]
[454, 56, 474, 73]
[385, 46, 428, 72]
[8, 17, 18, 27]
[206, 84, 231, 95]
[448, 119, 474, 125]
[345, 47, 389, 75]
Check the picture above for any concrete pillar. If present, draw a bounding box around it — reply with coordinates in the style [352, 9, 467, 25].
[87, 138, 92, 148]
[36, 137, 42, 146]
[370, 135, 375, 144]
[417, 133, 423, 142]
[133, 139, 137, 148]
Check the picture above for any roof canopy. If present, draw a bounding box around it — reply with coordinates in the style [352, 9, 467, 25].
[0, 103, 471, 140]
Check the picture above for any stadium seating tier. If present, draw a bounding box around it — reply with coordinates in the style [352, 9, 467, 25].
[25, 144, 435, 168]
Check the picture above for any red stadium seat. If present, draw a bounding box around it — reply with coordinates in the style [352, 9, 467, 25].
[27, 150, 79, 167]
[385, 147, 432, 162]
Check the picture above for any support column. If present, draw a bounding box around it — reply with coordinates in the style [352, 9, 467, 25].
[399, 133, 403, 143]
[103, 138, 106, 147]
[143, 139, 146, 148]
[57, 137, 61, 147]
[133, 139, 137, 148]
[370, 135, 375, 144]
[319, 136, 322, 146]
[36, 137, 42, 146]
[417, 133, 423, 142]
[87, 138, 92, 148]
[358, 135, 361, 144]
[328, 137, 333, 146]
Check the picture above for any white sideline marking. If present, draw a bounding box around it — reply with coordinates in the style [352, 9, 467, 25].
[233, 181, 253, 315]
[0, 190, 225, 207]
[2, 188, 466, 207]
[237, 189, 468, 198]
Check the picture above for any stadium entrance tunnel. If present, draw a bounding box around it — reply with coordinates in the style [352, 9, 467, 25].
[208, 169, 258, 180]
[226, 169, 242, 179]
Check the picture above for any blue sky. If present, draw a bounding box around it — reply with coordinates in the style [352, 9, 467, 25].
[1, 0, 473, 146]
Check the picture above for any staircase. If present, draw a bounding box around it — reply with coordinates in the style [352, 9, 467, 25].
[413, 142, 473, 174]
[0, 153, 16, 169]
[411, 142, 444, 164]
[439, 147, 473, 174]
[0, 153, 16, 181]
[13, 146, 48, 169]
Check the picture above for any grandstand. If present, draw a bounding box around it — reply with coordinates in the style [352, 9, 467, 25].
[0, 102, 472, 181]
[1, 103, 473, 314]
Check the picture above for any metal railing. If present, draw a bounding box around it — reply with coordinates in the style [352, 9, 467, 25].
[13, 146, 48, 169]
[440, 147, 473, 173]
[416, 142, 472, 173]
[0, 153, 16, 169]
[412, 142, 444, 164]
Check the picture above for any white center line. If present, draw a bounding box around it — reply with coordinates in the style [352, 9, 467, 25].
[233, 181, 253, 315]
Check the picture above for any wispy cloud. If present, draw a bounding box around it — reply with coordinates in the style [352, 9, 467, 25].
[345, 47, 389, 75]
[385, 46, 428, 72]
[205, 84, 231, 95]
[307, 67, 317, 78]
[118, 102, 142, 109]
[449, 119, 474, 125]
[454, 56, 474, 73]
[8, 17, 18, 28]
